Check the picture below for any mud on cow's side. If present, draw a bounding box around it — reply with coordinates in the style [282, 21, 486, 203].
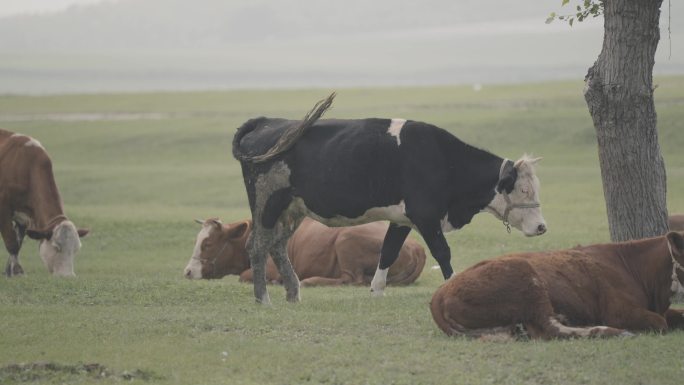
[0, 129, 88, 277]
[232, 93, 547, 304]
[184, 217, 426, 286]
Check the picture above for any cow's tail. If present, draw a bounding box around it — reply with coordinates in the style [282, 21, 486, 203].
[232, 92, 336, 163]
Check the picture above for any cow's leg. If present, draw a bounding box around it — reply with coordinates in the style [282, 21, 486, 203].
[12, 221, 26, 274]
[246, 227, 274, 305]
[1, 215, 24, 277]
[525, 317, 629, 339]
[414, 220, 453, 280]
[603, 306, 668, 333]
[300, 274, 357, 287]
[370, 224, 411, 296]
[268, 222, 301, 303]
[238, 269, 254, 283]
[665, 308, 684, 330]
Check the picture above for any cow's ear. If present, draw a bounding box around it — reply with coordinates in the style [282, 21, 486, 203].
[667, 231, 684, 256]
[208, 218, 223, 229]
[227, 221, 249, 239]
[77, 228, 90, 238]
[26, 229, 52, 240]
[496, 163, 517, 194]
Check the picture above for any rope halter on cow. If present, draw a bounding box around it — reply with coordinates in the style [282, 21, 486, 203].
[666, 240, 684, 294]
[487, 159, 541, 233]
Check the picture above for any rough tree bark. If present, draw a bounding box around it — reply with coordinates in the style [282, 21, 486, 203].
[583, 0, 668, 242]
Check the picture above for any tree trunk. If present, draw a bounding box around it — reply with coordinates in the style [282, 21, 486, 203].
[583, 0, 667, 242]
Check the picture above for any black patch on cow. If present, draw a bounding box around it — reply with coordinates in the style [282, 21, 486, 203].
[287, 119, 404, 219]
[397, 122, 504, 229]
[496, 160, 517, 194]
[233, 117, 291, 160]
[261, 187, 293, 229]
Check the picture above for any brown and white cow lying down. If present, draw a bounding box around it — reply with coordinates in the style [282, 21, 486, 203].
[0, 129, 88, 277]
[430, 231, 684, 340]
[184, 217, 427, 286]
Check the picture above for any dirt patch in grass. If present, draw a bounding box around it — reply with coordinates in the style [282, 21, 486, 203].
[0, 362, 163, 383]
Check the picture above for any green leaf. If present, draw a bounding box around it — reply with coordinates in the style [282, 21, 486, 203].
[569, 18, 574, 26]
[562, 0, 570, 6]
[545, 15, 555, 24]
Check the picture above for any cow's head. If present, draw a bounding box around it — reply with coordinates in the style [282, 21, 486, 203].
[184, 218, 252, 279]
[488, 155, 546, 237]
[26, 220, 89, 277]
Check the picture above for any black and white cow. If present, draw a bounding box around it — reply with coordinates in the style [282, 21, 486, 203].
[232, 93, 547, 304]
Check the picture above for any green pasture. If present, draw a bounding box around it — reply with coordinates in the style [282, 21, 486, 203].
[1, 77, 684, 384]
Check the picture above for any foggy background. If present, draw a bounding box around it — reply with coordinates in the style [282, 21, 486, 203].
[0, 0, 681, 94]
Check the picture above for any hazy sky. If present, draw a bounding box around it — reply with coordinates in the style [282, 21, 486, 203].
[0, 0, 109, 17]
[0, 0, 678, 93]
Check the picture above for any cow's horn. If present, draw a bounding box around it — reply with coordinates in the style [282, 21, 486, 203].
[194, 219, 205, 225]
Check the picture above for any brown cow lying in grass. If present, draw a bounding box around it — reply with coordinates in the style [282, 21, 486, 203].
[430, 231, 684, 340]
[184, 217, 427, 286]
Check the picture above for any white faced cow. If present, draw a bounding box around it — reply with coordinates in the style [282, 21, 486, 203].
[232, 93, 546, 304]
[0, 129, 88, 277]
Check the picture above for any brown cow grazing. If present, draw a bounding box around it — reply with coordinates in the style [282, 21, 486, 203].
[0, 129, 89, 277]
[430, 231, 684, 340]
[184, 217, 427, 286]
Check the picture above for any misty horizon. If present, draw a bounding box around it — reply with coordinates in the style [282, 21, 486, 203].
[0, 0, 681, 94]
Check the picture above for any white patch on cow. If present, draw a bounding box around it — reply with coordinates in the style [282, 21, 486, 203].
[440, 213, 454, 233]
[364, 201, 410, 224]
[670, 280, 684, 303]
[39, 220, 80, 277]
[184, 225, 212, 279]
[292, 198, 412, 228]
[549, 317, 611, 338]
[24, 137, 44, 148]
[549, 317, 591, 337]
[387, 118, 406, 145]
[12, 211, 31, 227]
[11, 133, 44, 149]
[370, 266, 389, 297]
[484, 156, 546, 237]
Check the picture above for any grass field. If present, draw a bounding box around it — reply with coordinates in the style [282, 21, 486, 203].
[1, 77, 684, 384]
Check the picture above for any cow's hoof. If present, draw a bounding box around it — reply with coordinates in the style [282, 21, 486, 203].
[286, 288, 300, 303]
[5, 263, 24, 277]
[370, 289, 385, 297]
[255, 294, 272, 305]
